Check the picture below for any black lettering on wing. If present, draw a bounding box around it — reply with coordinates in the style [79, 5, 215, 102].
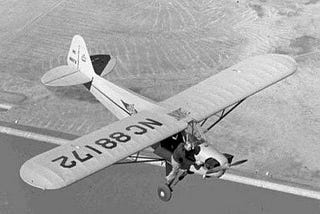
[72, 150, 93, 162]
[85, 145, 102, 154]
[109, 132, 131, 143]
[52, 156, 76, 168]
[95, 138, 117, 149]
[138, 118, 163, 129]
[126, 125, 147, 135]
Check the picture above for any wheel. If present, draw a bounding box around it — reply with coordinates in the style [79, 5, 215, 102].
[157, 184, 172, 202]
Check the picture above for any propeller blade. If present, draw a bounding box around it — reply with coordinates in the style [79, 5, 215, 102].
[230, 159, 248, 167]
[205, 159, 248, 175]
[206, 165, 228, 174]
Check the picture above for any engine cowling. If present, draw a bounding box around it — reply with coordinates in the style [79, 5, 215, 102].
[189, 143, 228, 178]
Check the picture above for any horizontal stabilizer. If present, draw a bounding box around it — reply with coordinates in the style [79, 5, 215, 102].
[101, 56, 116, 76]
[90, 54, 117, 76]
[41, 65, 91, 86]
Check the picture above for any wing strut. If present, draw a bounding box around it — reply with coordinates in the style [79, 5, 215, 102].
[115, 155, 165, 165]
[202, 98, 246, 133]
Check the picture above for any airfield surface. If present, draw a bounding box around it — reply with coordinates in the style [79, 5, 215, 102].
[1, 124, 319, 214]
[0, 0, 320, 213]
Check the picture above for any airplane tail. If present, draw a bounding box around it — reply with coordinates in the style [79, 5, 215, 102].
[67, 35, 96, 79]
[41, 35, 116, 86]
[67, 35, 117, 78]
[41, 35, 163, 119]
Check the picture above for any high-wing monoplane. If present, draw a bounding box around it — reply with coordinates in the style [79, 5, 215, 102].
[20, 35, 297, 201]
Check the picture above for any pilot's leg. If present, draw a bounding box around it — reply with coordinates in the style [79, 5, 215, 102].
[166, 156, 180, 186]
[177, 170, 188, 181]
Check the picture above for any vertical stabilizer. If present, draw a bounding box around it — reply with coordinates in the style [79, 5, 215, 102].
[67, 35, 95, 78]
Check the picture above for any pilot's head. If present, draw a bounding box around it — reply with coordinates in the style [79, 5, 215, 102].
[184, 140, 193, 151]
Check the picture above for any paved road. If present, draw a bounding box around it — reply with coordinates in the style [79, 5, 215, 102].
[0, 123, 319, 214]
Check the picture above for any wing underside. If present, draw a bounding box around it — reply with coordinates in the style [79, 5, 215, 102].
[20, 111, 187, 190]
[160, 54, 297, 122]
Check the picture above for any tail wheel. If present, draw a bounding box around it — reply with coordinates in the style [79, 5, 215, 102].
[157, 184, 172, 202]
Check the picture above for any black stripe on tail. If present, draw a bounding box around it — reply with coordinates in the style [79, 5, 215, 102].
[90, 55, 111, 76]
[83, 54, 111, 90]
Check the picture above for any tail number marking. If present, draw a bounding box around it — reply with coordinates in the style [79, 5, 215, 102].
[69, 57, 77, 65]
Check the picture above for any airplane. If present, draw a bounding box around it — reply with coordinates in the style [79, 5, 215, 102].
[19, 35, 297, 202]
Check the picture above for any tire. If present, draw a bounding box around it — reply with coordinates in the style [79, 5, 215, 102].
[157, 184, 172, 202]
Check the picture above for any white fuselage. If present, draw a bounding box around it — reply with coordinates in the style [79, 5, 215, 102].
[86, 66, 228, 178]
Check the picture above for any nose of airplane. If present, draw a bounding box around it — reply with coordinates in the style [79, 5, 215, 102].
[196, 143, 229, 178]
[204, 158, 219, 170]
[205, 158, 248, 176]
[198, 143, 228, 164]
[198, 144, 247, 178]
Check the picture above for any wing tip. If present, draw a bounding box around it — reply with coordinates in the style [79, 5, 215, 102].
[20, 162, 62, 190]
[267, 54, 298, 74]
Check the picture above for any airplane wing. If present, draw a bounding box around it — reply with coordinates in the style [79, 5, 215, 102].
[160, 54, 297, 122]
[20, 111, 187, 190]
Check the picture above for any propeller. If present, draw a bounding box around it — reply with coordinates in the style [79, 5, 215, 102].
[206, 159, 248, 175]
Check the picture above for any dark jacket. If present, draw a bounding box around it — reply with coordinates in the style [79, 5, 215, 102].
[173, 143, 200, 170]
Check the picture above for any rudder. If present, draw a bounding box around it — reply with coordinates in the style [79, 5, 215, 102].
[67, 35, 95, 79]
